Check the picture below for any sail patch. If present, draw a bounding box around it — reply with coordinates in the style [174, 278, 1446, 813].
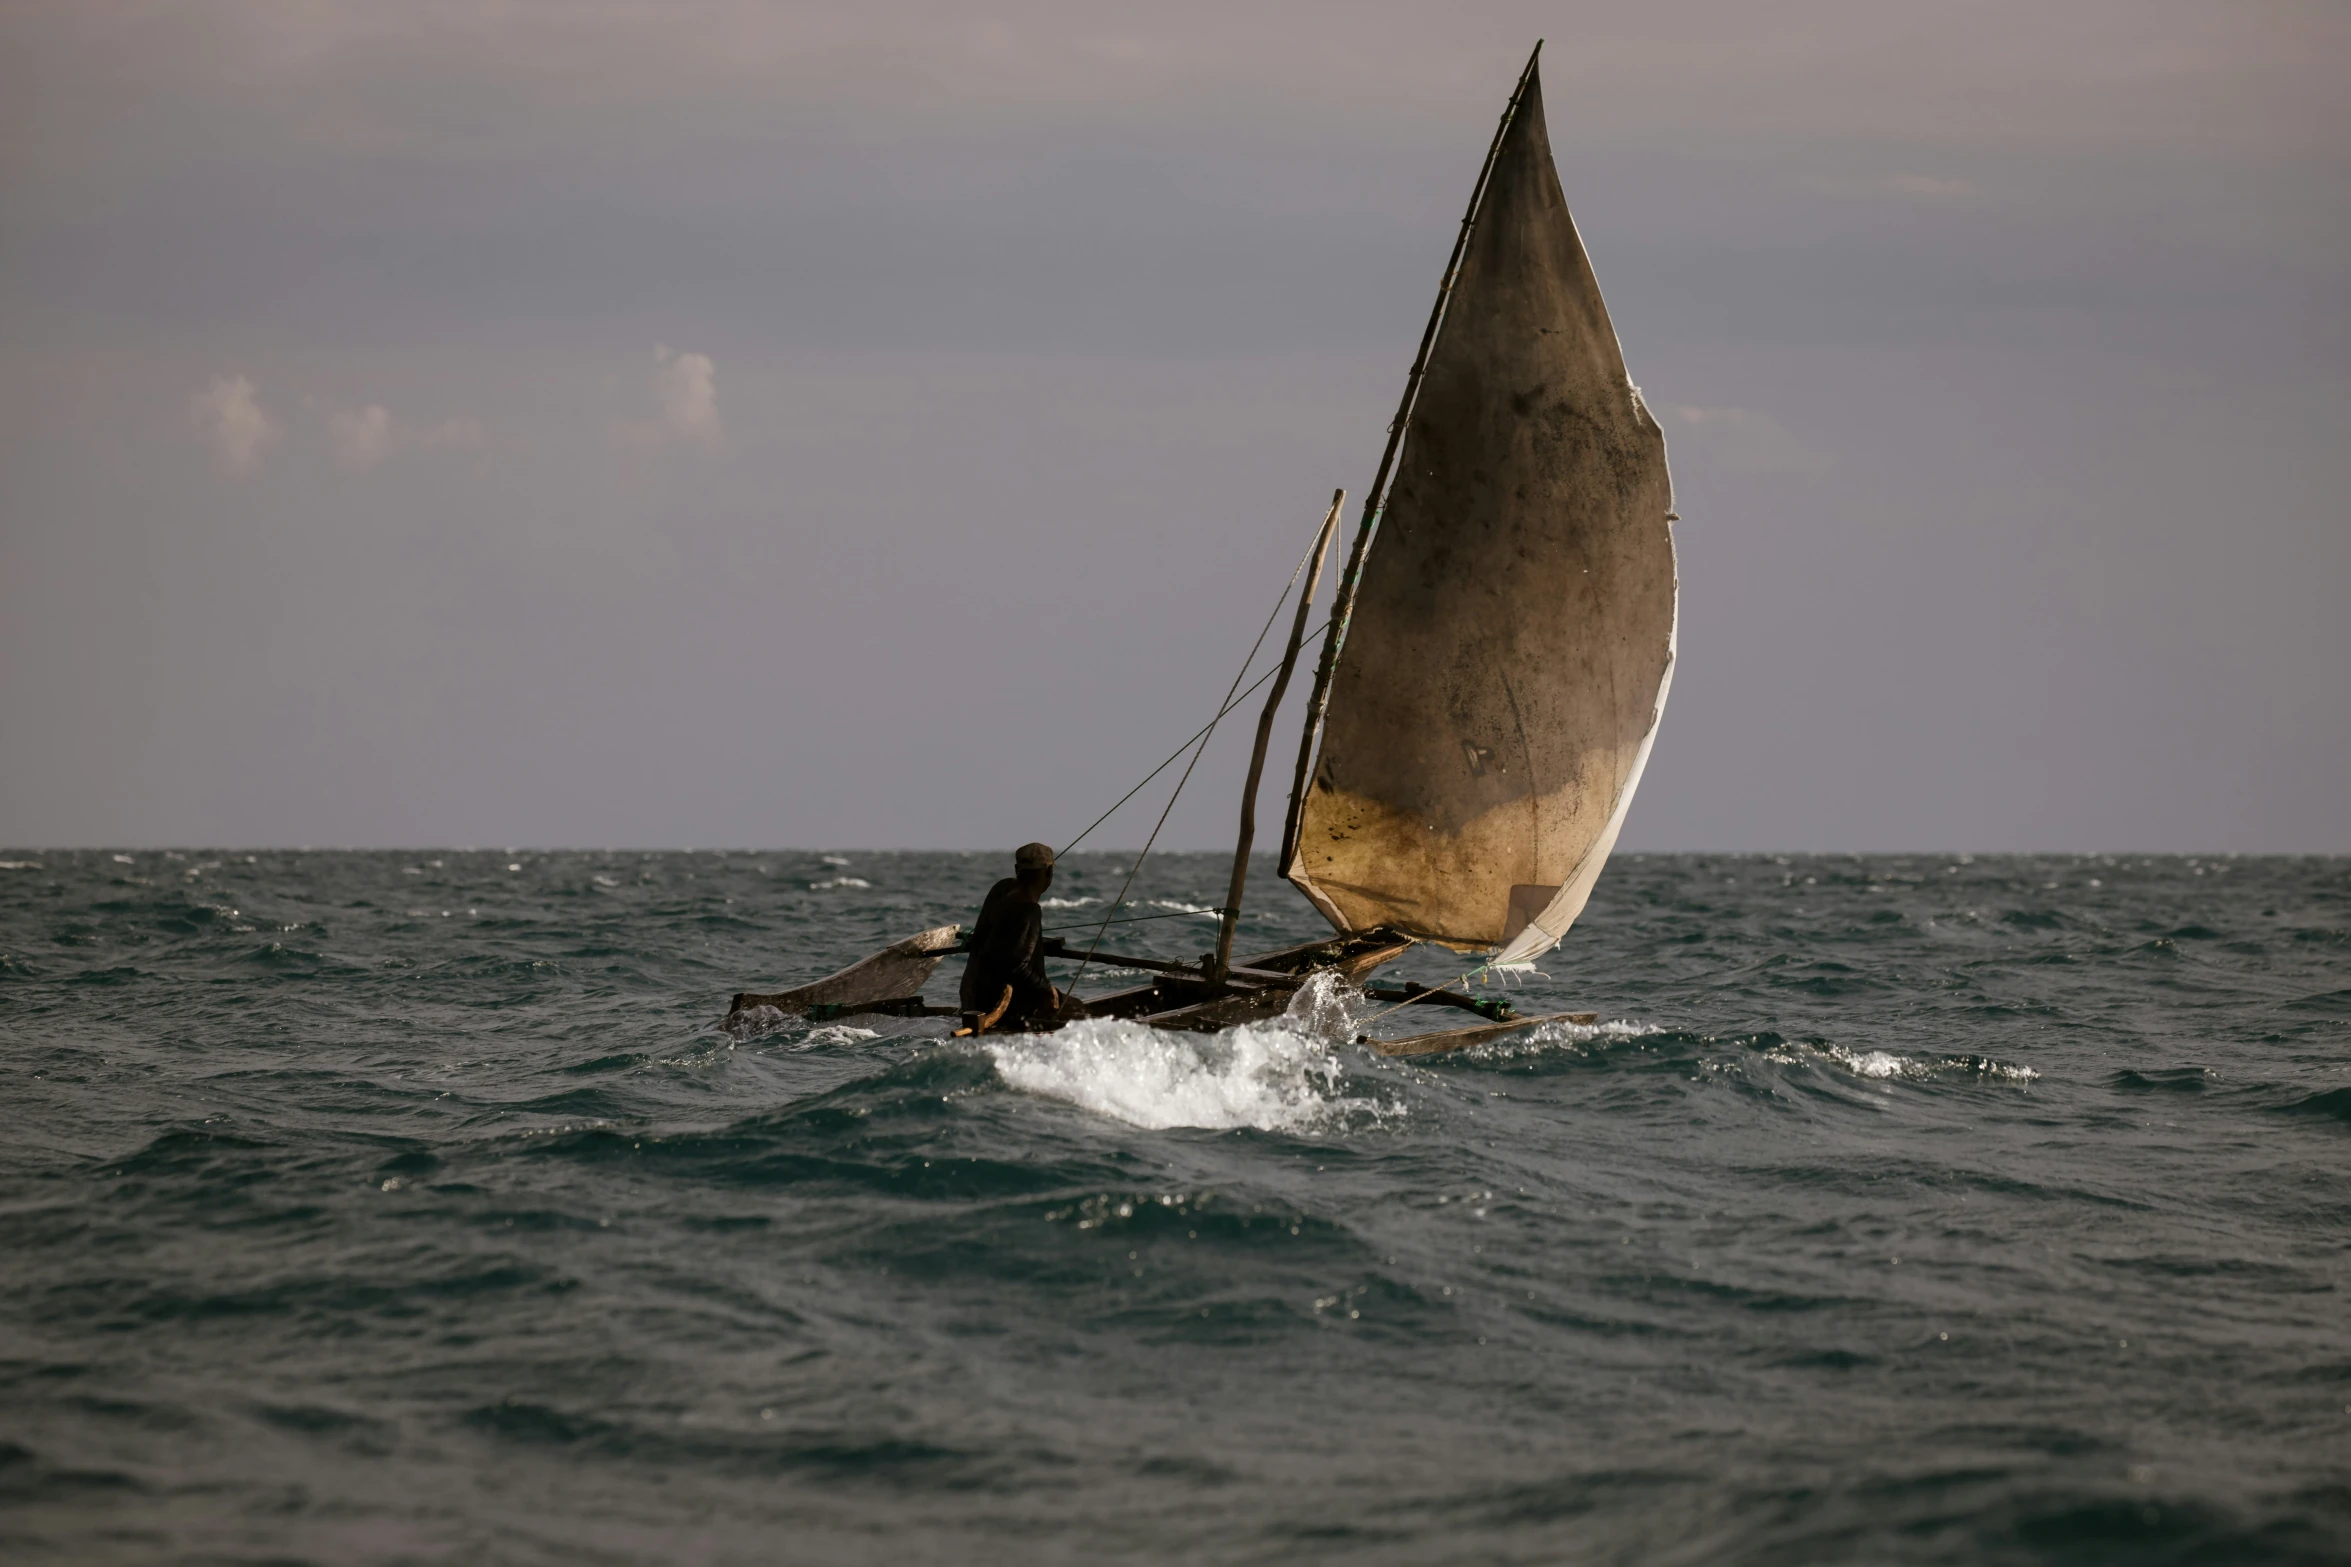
[1505, 884, 1561, 944]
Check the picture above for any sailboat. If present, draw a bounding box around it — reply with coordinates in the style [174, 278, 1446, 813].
[726, 44, 1677, 1056]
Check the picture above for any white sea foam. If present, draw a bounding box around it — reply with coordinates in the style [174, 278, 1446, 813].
[0, 861, 39, 871]
[981, 977, 1391, 1133]
[1837, 1048, 1910, 1079]
[1039, 896, 1098, 908]
[1846, 1044, 2035, 1083]
[1451, 1016, 1661, 1060]
[1146, 899, 1221, 917]
[821, 855, 851, 866]
[1767, 1042, 2038, 1084]
[808, 877, 871, 890]
[720, 1005, 884, 1049]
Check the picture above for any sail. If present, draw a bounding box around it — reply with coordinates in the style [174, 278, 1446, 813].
[1283, 62, 1677, 961]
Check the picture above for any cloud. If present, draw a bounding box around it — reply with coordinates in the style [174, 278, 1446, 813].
[1665, 404, 1835, 476]
[191, 374, 282, 475]
[655, 347, 723, 449]
[329, 402, 485, 471]
[609, 345, 724, 453]
[329, 403, 393, 469]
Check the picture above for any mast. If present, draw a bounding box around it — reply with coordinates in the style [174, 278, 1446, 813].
[1212, 490, 1343, 984]
[1279, 41, 1544, 879]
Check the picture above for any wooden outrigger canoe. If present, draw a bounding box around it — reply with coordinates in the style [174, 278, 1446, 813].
[723, 923, 1597, 1057]
[725, 44, 1676, 1060]
[730, 928, 1417, 1033]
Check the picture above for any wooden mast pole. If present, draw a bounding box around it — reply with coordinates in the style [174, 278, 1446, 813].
[1278, 41, 1543, 879]
[1211, 490, 1344, 985]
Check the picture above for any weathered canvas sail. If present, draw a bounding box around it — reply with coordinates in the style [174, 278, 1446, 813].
[1283, 61, 1677, 961]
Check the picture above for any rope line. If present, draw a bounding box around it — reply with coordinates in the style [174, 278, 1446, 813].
[1354, 962, 1497, 1030]
[1057, 615, 1332, 859]
[1042, 907, 1226, 933]
[1062, 523, 1328, 994]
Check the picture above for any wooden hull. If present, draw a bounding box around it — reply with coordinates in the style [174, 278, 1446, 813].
[1059, 931, 1415, 1033]
[724, 927, 1417, 1037]
[724, 924, 1566, 1046]
[725, 925, 960, 1029]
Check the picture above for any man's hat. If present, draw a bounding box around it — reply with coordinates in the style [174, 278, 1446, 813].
[1015, 842, 1056, 871]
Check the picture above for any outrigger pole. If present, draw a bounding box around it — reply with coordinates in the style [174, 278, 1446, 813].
[1278, 41, 1543, 876]
[1211, 489, 1343, 984]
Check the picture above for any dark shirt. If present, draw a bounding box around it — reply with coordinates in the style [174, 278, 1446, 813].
[960, 878, 1053, 1023]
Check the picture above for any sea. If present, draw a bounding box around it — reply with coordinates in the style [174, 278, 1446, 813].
[3, 848, 2346, 1565]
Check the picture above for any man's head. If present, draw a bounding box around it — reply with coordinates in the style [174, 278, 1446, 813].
[1014, 841, 1055, 893]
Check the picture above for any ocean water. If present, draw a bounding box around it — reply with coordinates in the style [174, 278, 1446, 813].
[3, 848, 2346, 1565]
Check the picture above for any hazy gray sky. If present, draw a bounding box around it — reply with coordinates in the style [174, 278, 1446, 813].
[2, 1, 2344, 851]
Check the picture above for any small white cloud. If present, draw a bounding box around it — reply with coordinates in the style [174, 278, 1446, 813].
[609, 344, 724, 453]
[192, 375, 282, 475]
[1664, 404, 1835, 476]
[656, 347, 723, 449]
[330, 403, 394, 470]
[415, 417, 487, 453]
[329, 402, 486, 471]
[1668, 404, 1754, 428]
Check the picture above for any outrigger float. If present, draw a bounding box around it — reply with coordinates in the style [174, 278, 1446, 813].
[726, 44, 1674, 1058]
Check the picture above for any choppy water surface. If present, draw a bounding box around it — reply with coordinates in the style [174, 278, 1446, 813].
[3, 850, 2346, 1565]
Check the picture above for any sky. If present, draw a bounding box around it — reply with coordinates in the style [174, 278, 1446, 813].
[1, 0, 2345, 852]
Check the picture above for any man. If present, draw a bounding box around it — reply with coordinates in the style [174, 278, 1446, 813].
[959, 842, 1071, 1033]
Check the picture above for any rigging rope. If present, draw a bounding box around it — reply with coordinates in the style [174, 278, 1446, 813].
[1351, 963, 1498, 1030]
[1061, 523, 1329, 994]
[1057, 614, 1331, 859]
[1042, 906, 1226, 934]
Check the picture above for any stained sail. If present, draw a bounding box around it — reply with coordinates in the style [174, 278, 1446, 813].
[1282, 60, 1677, 962]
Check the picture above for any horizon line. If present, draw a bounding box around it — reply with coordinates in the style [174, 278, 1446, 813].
[4, 846, 2343, 859]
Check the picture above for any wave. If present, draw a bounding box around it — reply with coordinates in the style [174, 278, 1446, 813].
[979, 979, 1394, 1134]
[2279, 1085, 2351, 1125]
[807, 877, 871, 890]
[716, 1005, 895, 1050]
[1764, 1041, 2038, 1083]
[2111, 1067, 2214, 1093]
[1442, 1017, 1663, 1062]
